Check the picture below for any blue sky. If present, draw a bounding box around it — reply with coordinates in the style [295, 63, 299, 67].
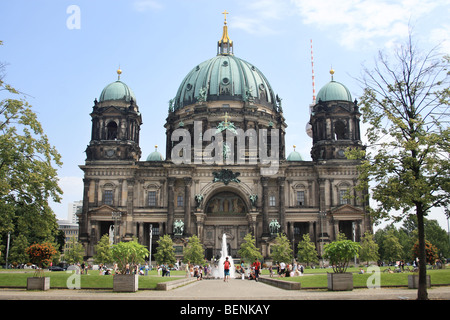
[1, 0, 449, 229]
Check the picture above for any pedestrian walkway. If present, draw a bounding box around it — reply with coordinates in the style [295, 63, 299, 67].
[0, 277, 449, 300]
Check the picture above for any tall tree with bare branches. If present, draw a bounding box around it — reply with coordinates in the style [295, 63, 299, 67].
[348, 32, 450, 300]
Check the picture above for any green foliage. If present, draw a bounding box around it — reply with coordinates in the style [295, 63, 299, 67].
[183, 235, 205, 265]
[238, 233, 262, 263]
[26, 242, 58, 271]
[0, 53, 62, 253]
[349, 34, 449, 299]
[64, 237, 85, 264]
[93, 234, 113, 265]
[270, 233, 293, 264]
[154, 234, 176, 265]
[111, 240, 149, 274]
[323, 240, 361, 273]
[359, 231, 380, 265]
[412, 240, 439, 264]
[296, 233, 319, 266]
[8, 234, 29, 265]
[347, 35, 450, 225]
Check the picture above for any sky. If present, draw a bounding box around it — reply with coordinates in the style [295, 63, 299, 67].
[1, 0, 449, 230]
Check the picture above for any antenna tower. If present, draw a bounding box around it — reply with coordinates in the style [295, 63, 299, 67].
[310, 39, 316, 104]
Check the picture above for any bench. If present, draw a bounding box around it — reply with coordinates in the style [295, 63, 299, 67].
[156, 277, 198, 291]
[258, 276, 301, 290]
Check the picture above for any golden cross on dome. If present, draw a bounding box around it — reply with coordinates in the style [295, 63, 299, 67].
[222, 10, 229, 24]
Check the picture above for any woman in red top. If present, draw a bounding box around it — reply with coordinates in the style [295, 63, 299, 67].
[252, 258, 261, 281]
[223, 257, 230, 282]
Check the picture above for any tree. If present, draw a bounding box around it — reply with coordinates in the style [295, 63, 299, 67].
[296, 233, 319, 266]
[111, 240, 149, 274]
[323, 240, 361, 273]
[238, 233, 262, 264]
[26, 242, 58, 276]
[359, 231, 380, 266]
[64, 237, 84, 265]
[382, 230, 404, 263]
[0, 43, 62, 249]
[8, 234, 29, 265]
[412, 240, 439, 265]
[348, 31, 450, 300]
[154, 234, 176, 265]
[93, 234, 113, 265]
[270, 233, 293, 264]
[183, 235, 205, 265]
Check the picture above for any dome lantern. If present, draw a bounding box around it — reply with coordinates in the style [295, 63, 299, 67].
[218, 10, 233, 55]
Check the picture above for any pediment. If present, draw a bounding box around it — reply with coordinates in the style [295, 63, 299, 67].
[330, 204, 364, 218]
[88, 205, 122, 216]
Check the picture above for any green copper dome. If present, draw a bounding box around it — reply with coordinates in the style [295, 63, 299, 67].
[173, 54, 276, 110]
[146, 146, 164, 161]
[316, 80, 352, 102]
[287, 151, 303, 161]
[99, 80, 136, 103]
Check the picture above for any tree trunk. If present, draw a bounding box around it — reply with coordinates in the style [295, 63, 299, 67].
[416, 205, 428, 300]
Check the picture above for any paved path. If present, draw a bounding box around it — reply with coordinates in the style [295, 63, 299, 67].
[0, 278, 449, 300]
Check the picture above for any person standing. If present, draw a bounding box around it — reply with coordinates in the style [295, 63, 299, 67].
[223, 257, 230, 282]
[252, 258, 261, 282]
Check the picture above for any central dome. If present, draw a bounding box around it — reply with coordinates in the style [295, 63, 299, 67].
[173, 55, 276, 110]
[173, 17, 277, 111]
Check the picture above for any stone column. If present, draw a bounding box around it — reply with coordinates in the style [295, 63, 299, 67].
[261, 177, 270, 236]
[139, 222, 144, 244]
[184, 177, 192, 236]
[79, 178, 91, 241]
[94, 179, 99, 206]
[167, 177, 175, 234]
[333, 219, 339, 241]
[277, 177, 286, 233]
[125, 179, 135, 240]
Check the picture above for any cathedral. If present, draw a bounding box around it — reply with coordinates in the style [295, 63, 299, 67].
[78, 15, 371, 263]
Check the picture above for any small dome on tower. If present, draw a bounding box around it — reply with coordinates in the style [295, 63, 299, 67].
[146, 145, 164, 161]
[99, 69, 136, 102]
[287, 146, 303, 161]
[316, 69, 352, 102]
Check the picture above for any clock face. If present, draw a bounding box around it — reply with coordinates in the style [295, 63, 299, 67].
[337, 149, 345, 158]
[106, 149, 115, 157]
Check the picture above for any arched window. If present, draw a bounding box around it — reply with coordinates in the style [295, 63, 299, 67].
[334, 120, 346, 140]
[107, 121, 118, 140]
[206, 192, 247, 215]
[103, 183, 115, 205]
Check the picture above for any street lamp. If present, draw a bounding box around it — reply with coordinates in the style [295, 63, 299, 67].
[111, 211, 122, 244]
[319, 211, 326, 268]
[149, 224, 153, 268]
[5, 232, 10, 269]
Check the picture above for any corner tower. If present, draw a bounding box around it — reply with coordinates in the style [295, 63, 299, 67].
[85, 69, 142, 162]
[309, 69, 363, 161]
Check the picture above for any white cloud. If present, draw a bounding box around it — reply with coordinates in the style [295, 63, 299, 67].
[230, 0, 292, 35]
[133, 0, 163, 12]
[429, 24, 450, 54]
[290, 0, 447, 49]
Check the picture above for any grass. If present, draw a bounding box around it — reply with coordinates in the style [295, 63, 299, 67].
[268, 267, 450, 288]
[1, 267, 449, 290]
[0, 269, 184, 289]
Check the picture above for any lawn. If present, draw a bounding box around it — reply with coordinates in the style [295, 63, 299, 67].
[0, 269, 183, 289]
[274, 268, 450, 288]
[1, 267, 449, 290]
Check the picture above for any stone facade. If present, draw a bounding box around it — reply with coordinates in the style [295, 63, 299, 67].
[78, 22, 371, 262]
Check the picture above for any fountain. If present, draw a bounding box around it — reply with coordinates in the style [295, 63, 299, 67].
[211, 234, 235, 279]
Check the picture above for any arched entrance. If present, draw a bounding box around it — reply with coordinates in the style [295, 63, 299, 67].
[202, 190, 251, 260]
